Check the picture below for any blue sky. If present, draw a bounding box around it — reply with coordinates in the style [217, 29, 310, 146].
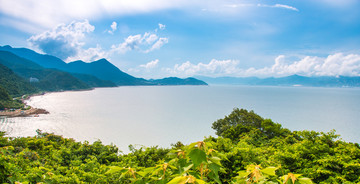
[0, 0, 359, 78]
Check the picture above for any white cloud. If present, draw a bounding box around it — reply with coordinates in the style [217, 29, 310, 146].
[27, 19, 95, 60]
[108, 21, 117, 34]
[140, 59, 159, 69]
[246, 53, 360, 77]
[158, 23, 166, 30]
[0, 0, 195, 31]
[145, 33, 158, 44]
[111, 31, 168, 54]
[275, 4, 299, 11]
[166, 59, 240, 77]
[129, 59, 160, 74]
[224, 3, 299, 12]
[111, 34, 143, 53]
[145, 37, 169, 53]
[65, 44, 108, 62]
[165, 53, 360, 77]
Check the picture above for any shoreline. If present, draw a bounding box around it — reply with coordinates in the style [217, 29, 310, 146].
[0, 107, 49, 118]
[0, 91, 53, 118]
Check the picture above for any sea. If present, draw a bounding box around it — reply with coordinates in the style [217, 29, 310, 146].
[1, 85, 359, 152]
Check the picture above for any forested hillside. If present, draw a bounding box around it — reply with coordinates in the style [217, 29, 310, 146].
[0, 64, 38, 109]
[0, 51, 91, 92]
[0, 63, 38, 97]
[1, 108, 359, 183]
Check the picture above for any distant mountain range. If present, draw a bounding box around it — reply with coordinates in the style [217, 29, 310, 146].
[0, 45, 208, 87]
[196, 75, 360, 87]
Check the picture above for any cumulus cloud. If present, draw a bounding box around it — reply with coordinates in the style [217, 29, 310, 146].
[166, 53, 360, 77]
[140, 59, 159, 69]
[128, 59, 160, 73]
[145, 37, 169, 53]
[111, 31, 168, 54]
[257, 53, 360, 77]
[27, 20, 95, 60]
[65, 45, 108, 62]
[108, 21, 117, 34]
[145, 33, 159, 44]
[166, 59, 240, 77]
[158, 23, 166, 30]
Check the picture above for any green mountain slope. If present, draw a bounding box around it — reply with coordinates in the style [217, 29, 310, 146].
[0, 64, 37, 109]
[71, 73, 116, 87]
[0, 46, 118, 87]
[0, 45, 67, 70]
[0, 63, 38, 97]
[66, 59, 150, 85]
[0, 51, 90, 92]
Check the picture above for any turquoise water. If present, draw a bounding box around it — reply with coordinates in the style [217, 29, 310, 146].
[1, 85, 359, 152]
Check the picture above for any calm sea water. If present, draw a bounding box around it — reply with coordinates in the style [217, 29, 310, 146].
[1, 85, 359, 152]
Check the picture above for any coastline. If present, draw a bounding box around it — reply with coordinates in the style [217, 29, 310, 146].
[0, 107, 49, 118]
[0, 91, 52, 118]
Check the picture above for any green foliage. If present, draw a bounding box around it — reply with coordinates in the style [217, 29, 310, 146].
[0, 85, 24, 110]
[0, 63, 38, 97]
[1, 109, 360, 183]
[212, 108, 263, 137]
[212, 108, 291, 142]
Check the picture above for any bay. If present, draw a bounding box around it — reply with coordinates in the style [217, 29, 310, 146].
[1, 85, 359, 152]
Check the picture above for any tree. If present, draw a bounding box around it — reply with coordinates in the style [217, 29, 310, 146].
[212, 108, 263, 137]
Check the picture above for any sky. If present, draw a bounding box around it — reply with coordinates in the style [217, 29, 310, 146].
[0, 0, 360, 79]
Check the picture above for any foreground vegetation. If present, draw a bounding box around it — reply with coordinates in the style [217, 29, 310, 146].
[1, 108, 360, 183]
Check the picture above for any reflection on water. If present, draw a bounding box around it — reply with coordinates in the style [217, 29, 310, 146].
[1, 86, 360, 152]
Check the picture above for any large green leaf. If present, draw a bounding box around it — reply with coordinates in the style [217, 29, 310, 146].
[167, 176, 187, 184]
[188, 149, 207, 167]
[209, 163, 221, 174]
[298, 178, 314, 184]
[105, 166, 125, 175]
[209, 156, 222, 166]
[183, 164, 194, 173]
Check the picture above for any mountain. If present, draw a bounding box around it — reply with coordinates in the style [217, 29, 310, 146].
[0, 63, 38, 97]
[0, 45, 207, 86]
[0, 51, 90, 92]
[71, 73, 116, 87]
[150, 77, 208, 85]
[0, 63, 39, 109]
[197, 75, 360, 87]
[0, 45, 67, 70]
[65, 59, 150, 85]
[0, 46, 150, 86]
[0, 46, 116, 87]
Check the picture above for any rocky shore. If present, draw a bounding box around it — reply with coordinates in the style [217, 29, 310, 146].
[0, 107, 49, 118]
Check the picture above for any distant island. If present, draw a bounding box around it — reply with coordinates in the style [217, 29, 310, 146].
[197, 75, 360, 87]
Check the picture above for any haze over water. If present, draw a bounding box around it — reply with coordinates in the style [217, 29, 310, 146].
[1, 86, 359, 152]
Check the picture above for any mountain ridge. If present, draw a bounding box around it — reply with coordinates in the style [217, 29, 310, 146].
[0, 51, 91, 92]
[0, 45, 208, 86]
